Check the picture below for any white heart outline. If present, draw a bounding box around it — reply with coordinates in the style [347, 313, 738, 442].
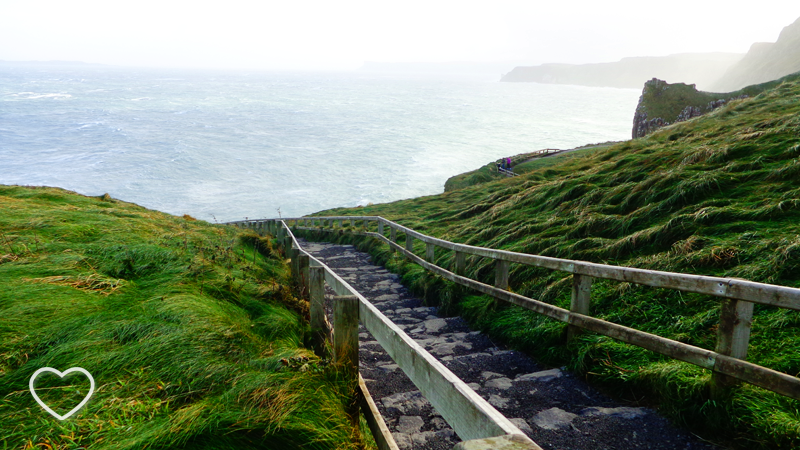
[29, 367, 95, 421]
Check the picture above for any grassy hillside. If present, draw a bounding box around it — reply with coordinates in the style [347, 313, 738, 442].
[313, 78, 800, 448]
[443, 142, 618, 192]
[0, 186, 361, 450]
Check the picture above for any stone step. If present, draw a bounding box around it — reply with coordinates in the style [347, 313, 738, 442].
[298, 238, 718, 450]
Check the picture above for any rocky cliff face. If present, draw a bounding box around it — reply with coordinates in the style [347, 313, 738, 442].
[711, 16, 800, 91]
[632, 78, 749, 139]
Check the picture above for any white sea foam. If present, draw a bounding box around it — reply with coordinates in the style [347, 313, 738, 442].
[7, 92, 72, 100]
[76, 122, 104, 129]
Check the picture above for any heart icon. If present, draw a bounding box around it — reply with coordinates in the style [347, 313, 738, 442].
[29, 367, 95, 420]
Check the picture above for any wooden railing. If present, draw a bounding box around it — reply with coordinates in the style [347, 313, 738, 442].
[230, 216, 800, 402]
[232, 219, 541, 450]
[496, 166, 518, 177]
[530, 148, 560, 156]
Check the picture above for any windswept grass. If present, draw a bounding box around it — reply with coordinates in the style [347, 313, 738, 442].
[443, 142, 618, 192]
[0, 186, 361, 450]
[308, 78, 800, 448]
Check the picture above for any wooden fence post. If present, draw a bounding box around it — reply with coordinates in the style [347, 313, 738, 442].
[426, 243, 435, 263]
[378, 221, 384, 236]
[298, 253, 310, 296]
[406, 234, 414, 254]
[568, 274, 592, 341]
[350, 218, 355, 228]
[334, 295, 360, 431]
[290, 248, 299, 280]
[333, 295, 359, 369]
[390, 227, 397, 253]
[338, 219, 343, 228]
[454, 251, 466, 276]
[284, 235, 292, 258]
[309, 266, 328, 356]
[494, 259, 509, 290]
[712, 299, 754, 397]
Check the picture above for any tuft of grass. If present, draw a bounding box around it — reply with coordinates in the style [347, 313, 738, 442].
[0, 186, 362, 450]
[304, 77, 800, 449]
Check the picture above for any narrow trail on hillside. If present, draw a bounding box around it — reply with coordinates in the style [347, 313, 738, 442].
[298, 238, 720, 450]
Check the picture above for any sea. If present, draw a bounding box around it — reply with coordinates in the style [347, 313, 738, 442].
[0, 63, 641, 222]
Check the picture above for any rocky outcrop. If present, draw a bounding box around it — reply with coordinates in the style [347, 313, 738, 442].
[632, 78, 751, 138]
[676, 105, 703, 122]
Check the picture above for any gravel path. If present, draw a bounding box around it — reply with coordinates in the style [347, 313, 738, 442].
[299, 238, 721, 450]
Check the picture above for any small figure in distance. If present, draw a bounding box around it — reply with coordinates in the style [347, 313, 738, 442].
[506, 157, 512, 170]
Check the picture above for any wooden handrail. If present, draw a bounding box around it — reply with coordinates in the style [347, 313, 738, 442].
[231, 216, 800, 311]
[230, 216, 800, 401]
[262, 220, 539, 449]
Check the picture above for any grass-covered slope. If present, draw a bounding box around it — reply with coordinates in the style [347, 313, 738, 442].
[0, 186, 358, 450]
[443, 142, 618, 192]
[315, 79, 800, 448]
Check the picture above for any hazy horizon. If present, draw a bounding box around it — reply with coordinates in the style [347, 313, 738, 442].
[2, 1, 799, 72]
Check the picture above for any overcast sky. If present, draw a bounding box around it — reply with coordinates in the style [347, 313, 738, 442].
[1, 0, 799, 71]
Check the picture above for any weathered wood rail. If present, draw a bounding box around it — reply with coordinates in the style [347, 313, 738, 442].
[231, 216, 800, 402]
[232, 219, 541, 450]
[496, 166, 518, 177]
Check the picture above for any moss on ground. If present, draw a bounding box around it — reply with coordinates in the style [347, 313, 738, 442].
[0, 186, 362, 450]
[309, 77, 800, 449]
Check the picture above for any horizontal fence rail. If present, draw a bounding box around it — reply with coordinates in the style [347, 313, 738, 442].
[229, 216, 800, 401]
[497, 166, 518, 177]
[235, 219, 539, 449]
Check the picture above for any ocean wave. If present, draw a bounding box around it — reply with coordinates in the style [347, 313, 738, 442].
[131, 97, 151, 101]
[76, 122, 104, 130]
[5, 92, 72, 100]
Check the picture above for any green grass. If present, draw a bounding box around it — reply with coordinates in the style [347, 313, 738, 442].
[308, 77, 800, 449]
[0, 186, 362, 450]
[443, 142, 618, 191]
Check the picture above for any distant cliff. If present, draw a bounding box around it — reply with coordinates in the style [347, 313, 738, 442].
[632, 72, 800, 138]
[501, 53, 743, 90]
[711, 16, 800, 91]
